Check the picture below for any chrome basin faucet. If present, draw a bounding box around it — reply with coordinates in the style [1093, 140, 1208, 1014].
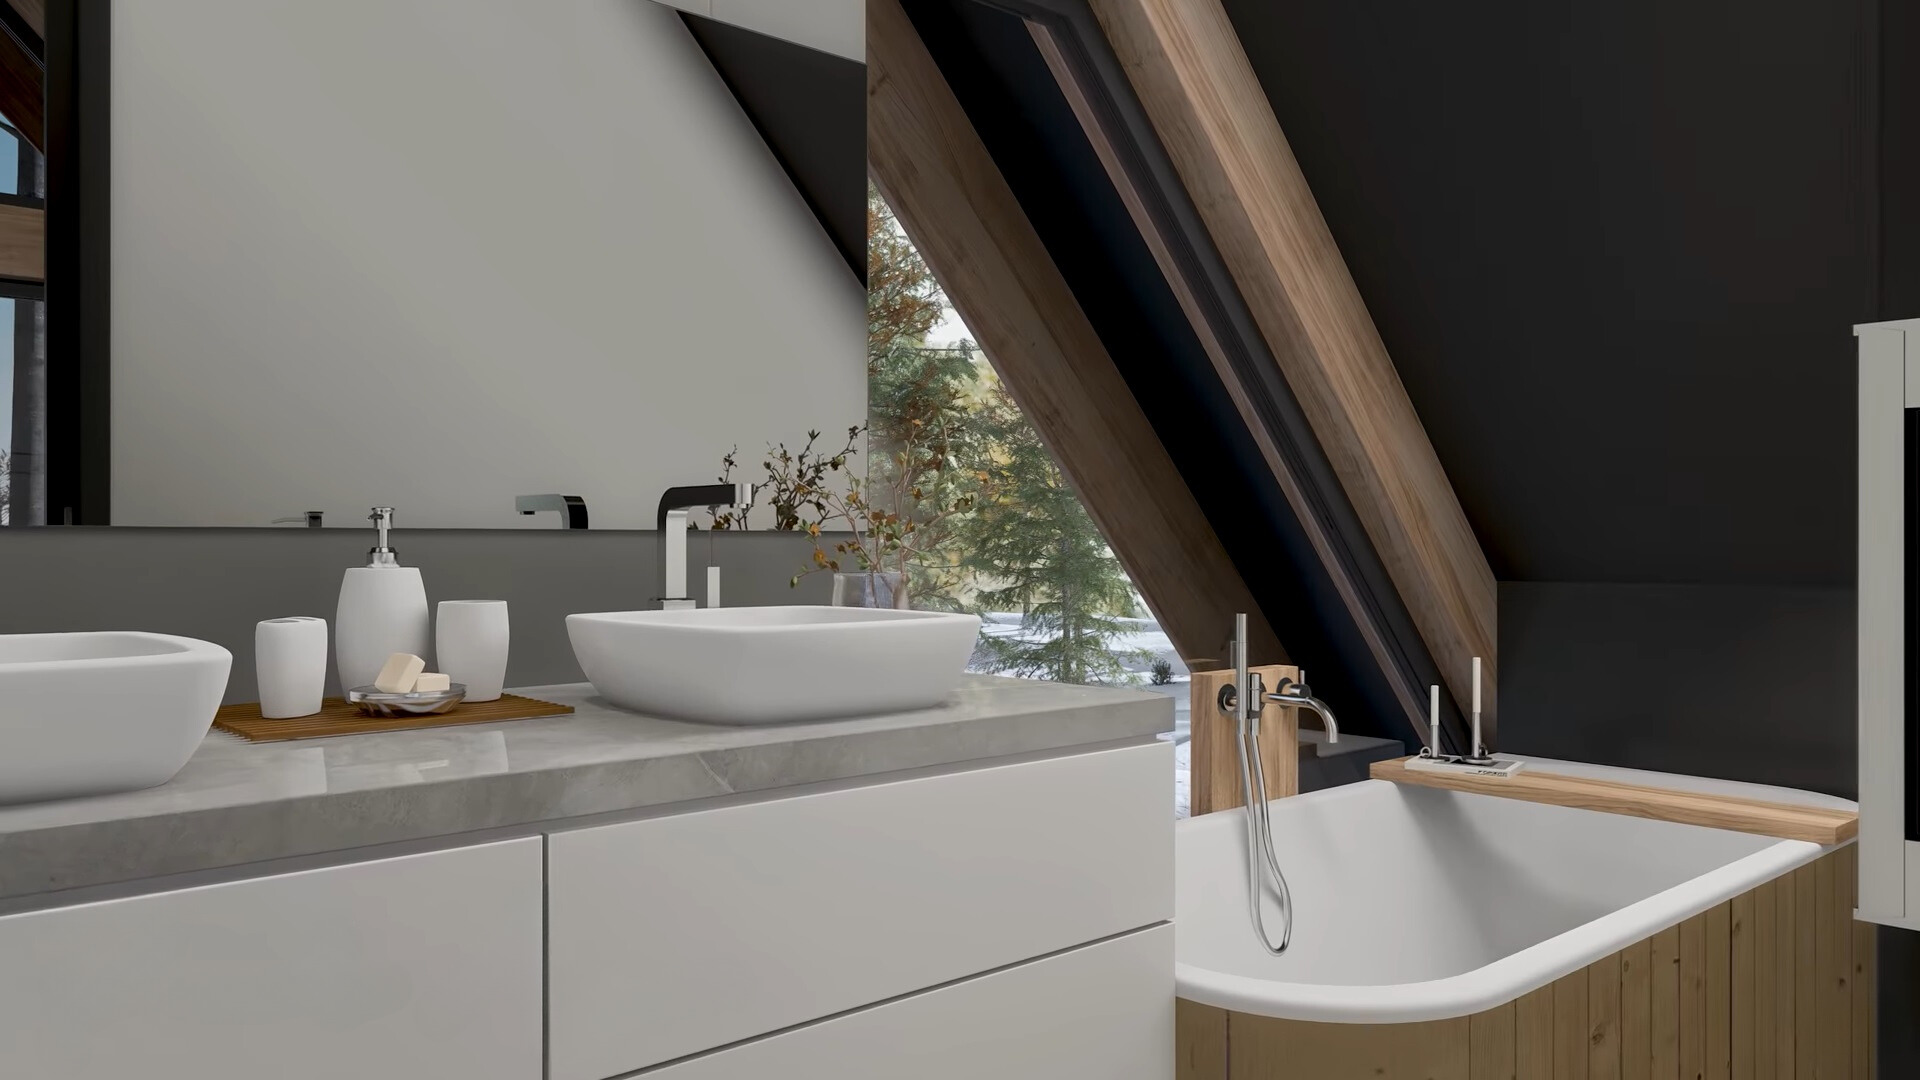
[655, 483, 753, 609]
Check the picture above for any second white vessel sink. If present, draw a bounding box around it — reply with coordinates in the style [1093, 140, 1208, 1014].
[567, 607, 981, 725]
[0, 631, 232, 804]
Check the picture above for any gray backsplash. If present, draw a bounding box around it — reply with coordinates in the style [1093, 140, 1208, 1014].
[0, 528, 831, 703]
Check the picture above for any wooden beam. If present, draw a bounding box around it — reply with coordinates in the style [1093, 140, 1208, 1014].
[867, 0, 1282, 665]
[1187, 664, 1297, 815]
[0, 3, 37, 152]
[0, 201, 43, 280]
[1087, 0, 1499, 735]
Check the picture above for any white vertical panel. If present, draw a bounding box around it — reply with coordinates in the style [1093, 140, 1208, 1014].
[1857, 323, 1907, 924]
[648, 926, 1174, 1080]
[0, 839, 545, 1080]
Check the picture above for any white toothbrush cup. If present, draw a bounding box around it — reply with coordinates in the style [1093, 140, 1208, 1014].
[255, 616, 328, 718]
[437, 600, 510, 702]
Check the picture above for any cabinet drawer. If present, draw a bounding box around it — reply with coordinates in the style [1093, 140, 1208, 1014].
[650, 925, 1172, 1080]
[548, 740, 1170, 1080]
[0, 838, 544, 1080]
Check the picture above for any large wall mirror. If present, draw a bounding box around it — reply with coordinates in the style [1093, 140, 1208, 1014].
[10, 0, 865, 529]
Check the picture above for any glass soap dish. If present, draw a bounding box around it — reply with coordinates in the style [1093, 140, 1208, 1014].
[346, 683, 468, 716]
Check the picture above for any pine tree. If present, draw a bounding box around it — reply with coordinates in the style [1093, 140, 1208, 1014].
[864, 187, 989, 609]
[963, 384, 1147, 684]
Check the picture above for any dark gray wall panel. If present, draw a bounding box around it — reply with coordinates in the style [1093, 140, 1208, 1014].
[0, 529, 829, 703]
[1500, 580, 1854, 796]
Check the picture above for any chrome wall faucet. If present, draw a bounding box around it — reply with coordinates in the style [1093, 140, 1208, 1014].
[655, 483, 754, 609]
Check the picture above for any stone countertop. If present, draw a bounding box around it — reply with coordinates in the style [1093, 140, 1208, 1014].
[0, 675, 1170, 903]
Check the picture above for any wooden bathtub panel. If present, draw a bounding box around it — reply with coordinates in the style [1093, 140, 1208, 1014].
[1589, 950, 1622, 1080]
[1175, 850, 1868, 1080]
[1177, 999, 1228, 1080]
[1778, 871, 1799, 1075]
[1755, 878, 1778, 1080]
[1620, 939, 1652, 1080]
[1517, 984, 1555, 1080]
[1796, 864, 1819, 1078]
[1469, 1002, 1515, 1080]
[1818, 846, 1854, 1080]
[1555, 969, 1591, 1079]
[1227, 1013, 1468, 1079]
[1852, 841, 1876, 1078]
[1853, 921, 1876, 1080]
[1706, 902, 1732, 1080]
[1680, 912, 1708, 1080]
[1651, 925, 1682, 1080]
[1733, 891, 1755, 1080]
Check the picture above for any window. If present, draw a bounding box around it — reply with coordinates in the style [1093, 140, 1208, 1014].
[0, 109, 42, 527]
[866, 188, 1193, 816]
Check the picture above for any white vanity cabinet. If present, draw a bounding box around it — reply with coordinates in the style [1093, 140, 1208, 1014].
[0, 735, 1171, 1080]
[0, 838, 545, 1080]
[546, 741, 1173, 1080]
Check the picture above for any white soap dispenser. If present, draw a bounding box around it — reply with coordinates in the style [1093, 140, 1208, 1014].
[335, 506, 430, 692]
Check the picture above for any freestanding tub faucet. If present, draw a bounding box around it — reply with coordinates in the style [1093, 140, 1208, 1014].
[655, 483, 754, 609]
[1217, 613, 1342, 957]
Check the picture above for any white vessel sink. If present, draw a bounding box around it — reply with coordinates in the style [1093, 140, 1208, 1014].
[567, 607, 981, 724]
[0, 632, 232, 804]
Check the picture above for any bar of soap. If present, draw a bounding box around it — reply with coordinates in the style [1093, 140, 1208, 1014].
[373, 652, 426, 693]
[413, 672, 452, 693]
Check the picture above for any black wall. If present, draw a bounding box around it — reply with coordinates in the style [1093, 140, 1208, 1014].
[1221, 0, 1882, 587]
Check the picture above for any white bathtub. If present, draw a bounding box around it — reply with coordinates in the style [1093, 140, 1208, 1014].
[1175, 757, 1854, 1024]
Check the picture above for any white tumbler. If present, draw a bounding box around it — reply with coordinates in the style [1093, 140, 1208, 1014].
[256, 616, 328, 718]
[437, 600, 510, 702]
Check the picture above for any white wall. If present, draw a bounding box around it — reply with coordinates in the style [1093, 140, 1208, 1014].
[110, 0, 865, 528]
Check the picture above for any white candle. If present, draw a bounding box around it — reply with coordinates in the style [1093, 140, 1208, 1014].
[1472, 656, 1482, 715]
[1430, 684, 1440, 726]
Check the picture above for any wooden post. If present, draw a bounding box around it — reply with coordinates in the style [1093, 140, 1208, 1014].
[1189, 664, 1298, 815]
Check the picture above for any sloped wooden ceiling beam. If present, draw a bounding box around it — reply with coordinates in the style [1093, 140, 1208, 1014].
[1085, 0, 1499, 730]
[867, 0, 1284, 666]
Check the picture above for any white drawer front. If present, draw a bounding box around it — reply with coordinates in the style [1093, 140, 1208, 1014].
[548, 740, 1171, 1080]
[650, 925, 1172, 1080]
[0, 838, 544, 1080]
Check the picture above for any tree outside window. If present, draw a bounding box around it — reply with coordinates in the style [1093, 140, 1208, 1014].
[865, 188, 1151, 685]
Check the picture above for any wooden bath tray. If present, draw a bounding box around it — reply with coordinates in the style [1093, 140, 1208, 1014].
[1370, 757, 1857, 845]
[214, 693, 574, 743]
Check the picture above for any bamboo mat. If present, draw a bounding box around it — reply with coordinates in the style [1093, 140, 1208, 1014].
[213, 693, 574, 743]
